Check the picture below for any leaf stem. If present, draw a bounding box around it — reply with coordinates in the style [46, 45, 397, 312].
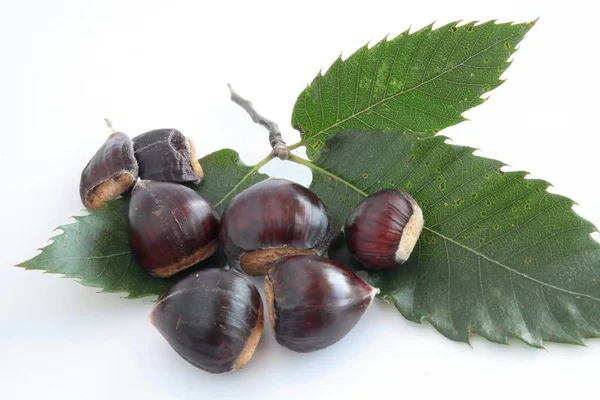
[287, 141, 303, 151]
[213, 153, 274, 208]
[227, 84, 290, 160]
[288, 154, 367, 196]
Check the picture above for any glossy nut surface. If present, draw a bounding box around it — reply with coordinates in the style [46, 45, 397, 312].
[151, 269, 264, 374]
[133, 128, 204, 184]
[264, 255, 378, 353]
[344, 189, 423, 270]
[219, 179, 332, 276]
[128, 180, 219, 277]
[79, 132, 138, 209]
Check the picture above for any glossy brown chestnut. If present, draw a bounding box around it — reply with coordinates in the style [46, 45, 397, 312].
[219, 179, 332, 276]
[132, 128, 204, 184]
[79, 131, 138, 209]
[264, 255, 378, 353]
[128, 180, 219, 277]
[344, 189, 424, 270]
[151, 268, 264, 374]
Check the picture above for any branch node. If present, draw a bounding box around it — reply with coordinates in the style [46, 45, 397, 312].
[272, 143, 291, 160]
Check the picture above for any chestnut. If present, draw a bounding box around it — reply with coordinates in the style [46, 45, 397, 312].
[132, 128, 204, 184]
[219, 179, 332, 276]
[151, 268, 264, 374]
[128, 180, 219, 277]
[264, 255, 378, 353]
[344, 189, 424, 270]
[79, 131, 138, 209]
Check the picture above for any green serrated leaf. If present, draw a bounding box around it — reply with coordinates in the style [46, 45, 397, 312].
[17, 149, 268, 299]
[291, 20, 535, 160]
[300, 130, 600, 347]
[196, 149, 270, 214]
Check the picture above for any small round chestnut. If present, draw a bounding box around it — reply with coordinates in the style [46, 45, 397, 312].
[344, 189, 424, 270]
[128, 180, 219, 278]
[151, 268, 264, 374]
[219, 178, 332, 276]
[264, 255, 378, 353]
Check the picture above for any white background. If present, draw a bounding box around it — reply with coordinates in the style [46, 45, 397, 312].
[1, 0, 598, 399]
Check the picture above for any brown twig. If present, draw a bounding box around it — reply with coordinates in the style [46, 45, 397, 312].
[227, 84, 290, 160]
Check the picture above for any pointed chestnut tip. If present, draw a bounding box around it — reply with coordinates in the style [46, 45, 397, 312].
[130, 178, 152, 196]
[132, 177, 144, 188]
[364, 283, 379, 307]
[265, 255, 376, 353]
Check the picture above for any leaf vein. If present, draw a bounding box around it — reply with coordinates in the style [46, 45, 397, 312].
[299, 156, 600, 304]
[28, 251, 132, 263]
[444, 238, 455, 331]
[474, 200, 573, 249]
[113, 254, 133, 288]
[298, 25, 530, 150]
[540, 284, 571, 339]
[498, 226, 586, 263]
[368, 40, 385, 106]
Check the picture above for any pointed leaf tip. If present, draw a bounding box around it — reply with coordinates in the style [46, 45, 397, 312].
[318, 130, 600, 347]
[16, 148, 269, 298]
[292, 20, 535, 159]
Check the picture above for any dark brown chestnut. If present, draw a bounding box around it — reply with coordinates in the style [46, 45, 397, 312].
[344, 189, 423, 270]
[151, 268, 264, 374]
[132, 128, 204, 184]
[128, 180, 219, 277]
[79, 131, 138, 209]
[264, 255, 378, 353]
[219, 179, 332, 276]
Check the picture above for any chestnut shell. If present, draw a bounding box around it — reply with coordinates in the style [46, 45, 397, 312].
[151, 268, 264, 374]
[264, 255, 377, 353]
[79, 131, 138, 209]
[132, 128, 203, 184]
[344, 189, 423, 270]
[128, 180, 219, 277]
[219, 178, 332, 276]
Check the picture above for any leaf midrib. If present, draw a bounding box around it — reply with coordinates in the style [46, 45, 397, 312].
[293, 155, 600, 304]
[22, 251, 132, 265]
[213, 154, 273, 208]
[291, 26, 528, 150]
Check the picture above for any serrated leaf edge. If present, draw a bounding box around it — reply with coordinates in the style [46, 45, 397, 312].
[297, 133, 600, 347]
